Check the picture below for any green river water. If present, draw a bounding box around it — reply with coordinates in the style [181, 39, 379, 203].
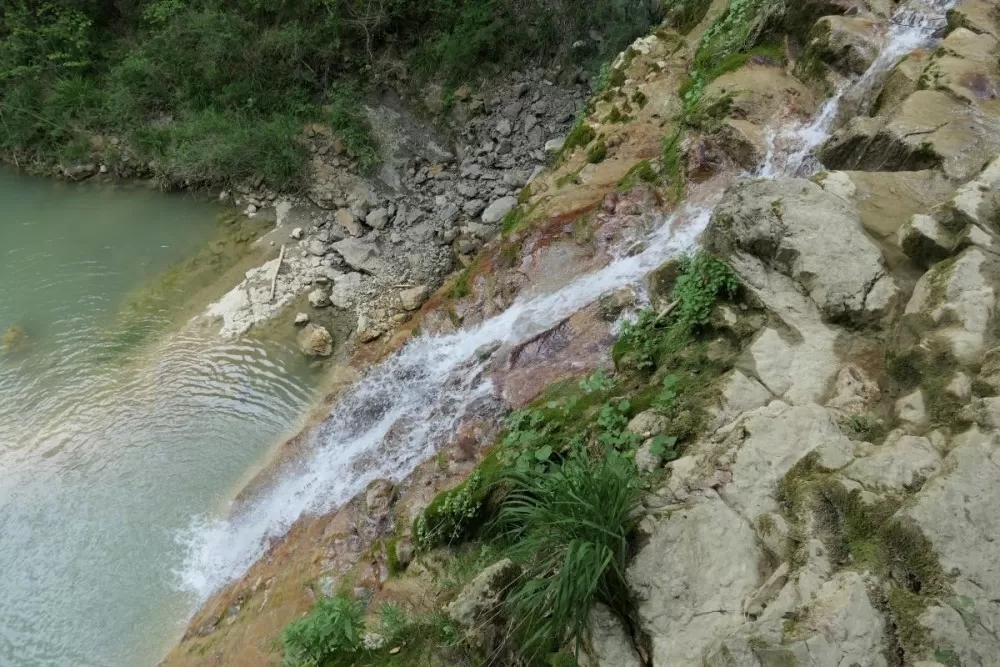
[0, 168, 320, 666]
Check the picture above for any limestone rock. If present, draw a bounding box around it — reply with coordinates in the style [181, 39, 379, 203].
[895, 389, 928, 428]
[481, 196, 518, 224]
[398, 285, 429, 311]
[330, 272, 363, 309]
[307, 288, 330, 308]
[332, 238, 386, 275]
[306, 238, 328, 256]
[294, 312, 310, 326]
[820, 89, 1000, 182]
[710, 370, 772, 430]
[366, 207, 390, 230]
[843, 433, 940, 491]
[446, 559, 521, 649]
[290, 227, 303, 240]
[626, 410, 670, 437]
[582, 604, 642, 667]
[903, 247, 1000, 364]
[760, 572, 888, 666]
[721, 402, 854, 523]
[629, 492, 763, 666]
[903, 428, 1000, 663]
[709, 178, 897, 325]
[899, 214, 958, 267]
[808, 14, 884, 75]
[298, 324, 333, 356]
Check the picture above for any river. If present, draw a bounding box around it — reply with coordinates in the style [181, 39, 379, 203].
[0, 169, 320, 666]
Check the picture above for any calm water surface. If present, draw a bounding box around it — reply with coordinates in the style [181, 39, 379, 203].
[0, 169, 319, 666]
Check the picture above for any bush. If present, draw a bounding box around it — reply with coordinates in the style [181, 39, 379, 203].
[496, 449, 641, 659]
[281, 594, 365, 667]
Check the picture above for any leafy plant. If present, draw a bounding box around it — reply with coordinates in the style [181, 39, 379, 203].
[414, 469, 487, 550]
[579, 370, 616, 393]
[281, 594, 365, 667]
[653, 374, 679, 412]
[672, 252, 740, 331]
[374, 602, 411, 646]
[496, 449, 641, 660]
[648, 434, 679, 461]
[596, 399, 638, 450]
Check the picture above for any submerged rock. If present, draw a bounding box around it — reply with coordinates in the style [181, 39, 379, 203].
[297, 323, 333, 356]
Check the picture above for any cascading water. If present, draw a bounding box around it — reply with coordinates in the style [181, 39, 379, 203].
[177, 0, 958, 603]
[758, 0, 953, 177]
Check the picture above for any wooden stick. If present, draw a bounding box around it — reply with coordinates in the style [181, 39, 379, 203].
[268, 244, 285, 303]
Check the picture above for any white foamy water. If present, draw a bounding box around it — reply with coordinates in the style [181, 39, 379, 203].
[758, 0, 952, 177]
[176, 0, 957, 606]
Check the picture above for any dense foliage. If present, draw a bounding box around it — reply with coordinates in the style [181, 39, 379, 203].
[0, 0, 661, 188]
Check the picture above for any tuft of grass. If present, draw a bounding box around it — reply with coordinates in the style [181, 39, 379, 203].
[586, 138, 608, 164]
[496, 449, 642, 660]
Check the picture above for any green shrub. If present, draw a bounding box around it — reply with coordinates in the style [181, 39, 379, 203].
[672, 252, 740, 331]
[281, 594, 365, 667]
[496, 449, 641, 659]
[586, 139, 608, 163]
[414, 466, 495, 550]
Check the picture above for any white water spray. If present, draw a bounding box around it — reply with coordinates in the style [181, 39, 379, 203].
[177, 0, 957, 602]
[758, 0, 952, 177]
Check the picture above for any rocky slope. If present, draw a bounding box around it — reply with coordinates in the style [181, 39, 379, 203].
[164, 0, 1000, 665]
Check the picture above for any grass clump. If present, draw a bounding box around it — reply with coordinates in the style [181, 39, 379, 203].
[586, 138, 608, 164]
[496, 449, 642, 660]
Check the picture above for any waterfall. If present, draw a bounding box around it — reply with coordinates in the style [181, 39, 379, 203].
[176, 0, 957, 602]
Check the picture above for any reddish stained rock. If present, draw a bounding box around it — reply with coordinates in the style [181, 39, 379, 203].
[492, 301, 615, 407]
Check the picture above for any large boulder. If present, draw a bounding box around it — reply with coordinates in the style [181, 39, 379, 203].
[807, 14, 885, 75]
[903, 246, 1000, 364]
[708, 178, 898, 325]
[446, 559, 521, 650]
[820, 88, 1000, 183]
[902, 427, 1000, 664]
[720, 401, 855, 524]
[628, 492, 763, 666]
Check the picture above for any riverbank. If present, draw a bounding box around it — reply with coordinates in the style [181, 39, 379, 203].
[164, 0, 1000, 664]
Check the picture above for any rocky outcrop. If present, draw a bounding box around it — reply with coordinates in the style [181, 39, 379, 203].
[709, 177, 898, 325]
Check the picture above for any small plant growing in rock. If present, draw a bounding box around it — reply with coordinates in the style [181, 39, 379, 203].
[579, 369, 616, 393]
[586, 139, 608, 163]
[414, 469, 486, 550]
[281, 594, 365, 666]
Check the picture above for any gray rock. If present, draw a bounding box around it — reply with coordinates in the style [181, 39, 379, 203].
[463, 199, 487, 217]
[294, 312, 310, 325]
[496, 118, 513, 137]
[330, 272, 363, 309]
[306, 238, 328, 257]
[722, 402, 855, 524]
[63, 163, 97, 180]
[899, 214, 956, 267]
[842, 434, 940, 491]
[582, 604, 642, 667]
[332, 238, 385, 275]
[544, 136, 567, 152]
[626, 411, 670, 437]
[630, 492, 763, 665]
[290, 227, 303, 240]
[439, 203, 460, 224]
[307, 288, 331, 308]
[481, 196, 518, 224]
[399, 285, 429, 311]
[708, 178, 898, 325]
[446, 559, 521, 649]
[904, 428, 1000, 663]
[366, 207, 390, 230]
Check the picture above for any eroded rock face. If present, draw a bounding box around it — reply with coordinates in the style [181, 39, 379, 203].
[629, 492, 763, 666]
[582, 604, 643, 667]
[709, 178, 898, 325]
[904, 428, 1000, 664]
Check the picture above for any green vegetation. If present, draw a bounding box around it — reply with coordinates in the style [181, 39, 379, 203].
[586, 138, 608, 164]
[498, 449, 641, 659]
[0, 0, 661, 187]
[279, 252, 744, 664]
[281, 594, 365, 666]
